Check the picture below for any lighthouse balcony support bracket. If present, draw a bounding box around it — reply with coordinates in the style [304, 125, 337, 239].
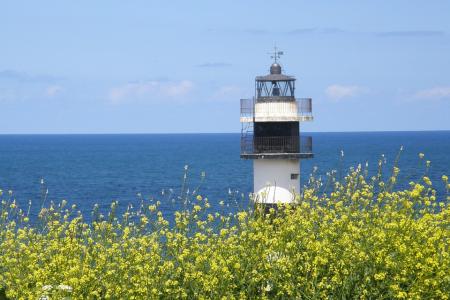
[240, 98, 313, 123]
[240, 135, 313, 159]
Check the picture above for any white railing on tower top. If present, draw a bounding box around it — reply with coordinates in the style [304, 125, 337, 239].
[240, 98, 312, 120]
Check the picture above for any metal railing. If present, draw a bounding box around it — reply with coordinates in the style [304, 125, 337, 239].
[240, 98, 254, 118]
[297, 98, 312, 115]
[241, 135, 313, 155]
[240, 98, 312, 119]
[256, 96, 295, 102]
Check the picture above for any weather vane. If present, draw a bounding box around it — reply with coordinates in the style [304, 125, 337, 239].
[269, 45, 284, 63]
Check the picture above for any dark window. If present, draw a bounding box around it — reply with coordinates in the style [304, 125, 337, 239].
[291, 173, 299, 180]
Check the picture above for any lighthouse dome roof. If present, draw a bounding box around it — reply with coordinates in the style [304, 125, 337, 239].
[256, 64, 295, 82]
[270, 63, 282, 75]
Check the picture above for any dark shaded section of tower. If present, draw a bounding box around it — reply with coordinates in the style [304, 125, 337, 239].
[254, 121, 299, 138]
[253, 121, 299, 153]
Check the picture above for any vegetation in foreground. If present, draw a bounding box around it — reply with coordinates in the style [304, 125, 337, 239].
[0, 155, 449, 299]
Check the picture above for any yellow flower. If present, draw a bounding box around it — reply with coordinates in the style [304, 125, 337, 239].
[140, 216, 148, 225]
[393, 167, 400, 175]
[207, 214, 214, 222]
[423, 176, 432, 186]
[0, 162, 448, 299]
[237, 211, 247, 222]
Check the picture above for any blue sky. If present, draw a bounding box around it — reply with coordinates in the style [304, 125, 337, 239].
[1, 0, 449, 133]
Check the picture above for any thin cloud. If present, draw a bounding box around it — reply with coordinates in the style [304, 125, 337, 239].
[376, 30, 445, 37]
[288, 27, 346, 35]
[244, 27, 346, 35]
[288, 28, 317, 35]
[414, 86, 450, 100]
[0, 69, 62, 83]
[45, 85, 64, 97]
[223, 27, 446, 39]
[288, 28, 444, 37]
[197, 62, 232, 68]
[0, 70, 28, 80]
[243, 27, 445, 38]
[325, 84, 367, 101]
[108, 80, 194, 104]
[0, 70, 64, 102]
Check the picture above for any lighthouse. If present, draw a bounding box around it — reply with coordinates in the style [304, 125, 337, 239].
[240, 48, 313, 205]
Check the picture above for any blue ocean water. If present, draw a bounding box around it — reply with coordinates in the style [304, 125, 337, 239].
[0, 132, 448, 218]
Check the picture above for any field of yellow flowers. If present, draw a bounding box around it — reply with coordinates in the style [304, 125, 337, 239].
[0, 159, 449, 299]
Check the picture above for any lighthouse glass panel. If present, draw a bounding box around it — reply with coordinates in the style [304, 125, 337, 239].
[256, 81, 295, 99]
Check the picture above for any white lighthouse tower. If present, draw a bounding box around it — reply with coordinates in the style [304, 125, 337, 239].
[240, 48, 313, 205]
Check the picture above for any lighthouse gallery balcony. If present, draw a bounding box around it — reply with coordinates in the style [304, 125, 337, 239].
[240, 135, 313, 159]
[240, 98, 313, 123]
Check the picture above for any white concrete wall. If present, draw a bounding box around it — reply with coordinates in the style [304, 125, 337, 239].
[253, 159, 300, 204]
[254, 102, 298, 122]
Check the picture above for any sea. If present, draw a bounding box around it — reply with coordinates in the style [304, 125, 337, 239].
[0, 131, 449, 220]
